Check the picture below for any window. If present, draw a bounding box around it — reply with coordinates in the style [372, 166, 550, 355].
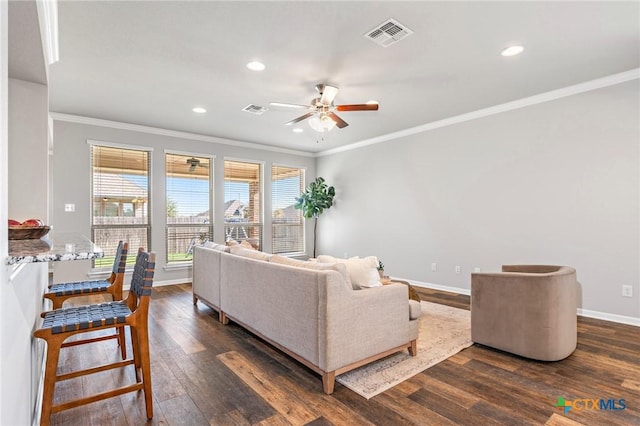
[224, 160, 262, 250]
[165, 153, 213, 263]
[90, 144, 151, 269]
[272, 165, 304, 254]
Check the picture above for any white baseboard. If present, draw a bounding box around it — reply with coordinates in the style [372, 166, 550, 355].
[398, 278, 639, 327]
[577, 308, 640, 327]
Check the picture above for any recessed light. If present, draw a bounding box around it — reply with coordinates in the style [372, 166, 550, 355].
[192, 107, 207, 113]
[292, 128, 303, 133]
[246, 61, 266, 71]
[366, 100, 379, 105]
[501, 45, 524, 57]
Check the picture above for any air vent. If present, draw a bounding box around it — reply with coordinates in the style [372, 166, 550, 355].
[242, 104, 268, 115]
[364, 18, 413, 47]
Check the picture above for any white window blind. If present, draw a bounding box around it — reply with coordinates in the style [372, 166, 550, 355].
[224, 160, 262, 250]
[165, 153, 213, 263]
[90, 145, 151, 269]
[271, 165, 304, 254]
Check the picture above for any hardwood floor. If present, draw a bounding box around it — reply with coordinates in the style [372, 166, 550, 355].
[48, 284, 640, 426]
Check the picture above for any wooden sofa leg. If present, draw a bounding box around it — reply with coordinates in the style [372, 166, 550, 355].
[408, 340, 417, 356]
[219, 311, 229, 325]
[322, 371, 336, 394]
[193, 294, 198, 305]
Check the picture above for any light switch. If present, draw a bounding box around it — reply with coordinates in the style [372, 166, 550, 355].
[64, 204, 75, 212]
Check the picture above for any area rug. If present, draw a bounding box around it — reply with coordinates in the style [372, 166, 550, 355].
[336, 301, 472, 399]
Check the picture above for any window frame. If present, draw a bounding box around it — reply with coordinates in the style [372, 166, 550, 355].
[271, 163, 306, 255]
[223, 157, 264, 250]
[164, 150, 214, 265]
[88, 140, 153, 271]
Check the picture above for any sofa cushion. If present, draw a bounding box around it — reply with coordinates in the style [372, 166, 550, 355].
[316, 255, 382, 290]
[229, 245, 271, 261]
[203, 241, 230, 252]
[269, 255, 352, 291]
[409, 300, 422, 320]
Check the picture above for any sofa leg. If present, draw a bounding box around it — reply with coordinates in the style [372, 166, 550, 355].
[219, 311, 229, 325]
[408, 340, 417, 356]
[193, 294, 198, 305]
[322, 371, 336, 394]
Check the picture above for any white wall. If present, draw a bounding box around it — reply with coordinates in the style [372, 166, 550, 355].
[51, 119, 316, 284]
[8, 78, 48, 222]
[316, 80, 639, 320]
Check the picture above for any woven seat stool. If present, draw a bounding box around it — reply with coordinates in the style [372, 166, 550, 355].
[43, 241, 129, 358]
[34, 249, 156, 426]
[44, 240, 128, 309]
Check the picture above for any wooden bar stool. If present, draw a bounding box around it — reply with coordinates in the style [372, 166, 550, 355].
[44, 240, 129, 309]
[34, 249, 156, 426]
[43, 240, 129, 358]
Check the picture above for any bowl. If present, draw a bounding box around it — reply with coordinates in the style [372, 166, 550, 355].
[8, 226, 51, 240]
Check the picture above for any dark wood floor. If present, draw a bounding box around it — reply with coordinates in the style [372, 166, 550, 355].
[48, 284, 640, 426]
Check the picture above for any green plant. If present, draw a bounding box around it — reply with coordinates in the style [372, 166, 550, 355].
[294, 177, 335, 257]
[377, 260, 384, 271]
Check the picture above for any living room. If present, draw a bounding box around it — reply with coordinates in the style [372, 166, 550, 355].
[2, 1, 639, 425]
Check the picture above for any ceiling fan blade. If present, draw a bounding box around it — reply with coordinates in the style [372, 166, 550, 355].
[318, 84, 339, 105]
[285, 112, 315, 126]
[270, 102, 312, 109]
[327, 112, 348, 129]
[336, 103, 379, 112]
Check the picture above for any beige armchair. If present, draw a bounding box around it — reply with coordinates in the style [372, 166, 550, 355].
[471, 265, 578, 361]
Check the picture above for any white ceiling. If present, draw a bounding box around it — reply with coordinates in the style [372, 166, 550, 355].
[48, 1, 640, 153]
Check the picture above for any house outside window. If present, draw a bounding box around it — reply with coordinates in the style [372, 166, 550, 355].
[165, 153, 213, 263]
[90, 143, 151, 269]
[224, 160, 262, 250]
[271, 165, 304, 254]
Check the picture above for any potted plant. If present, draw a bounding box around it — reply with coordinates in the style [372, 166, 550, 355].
[377, 260, 385, 278]
[294, 177, 335, 257]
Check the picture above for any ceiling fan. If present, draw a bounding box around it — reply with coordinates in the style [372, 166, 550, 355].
[186, 157, 209, 172]
[270, 84, 378, 132]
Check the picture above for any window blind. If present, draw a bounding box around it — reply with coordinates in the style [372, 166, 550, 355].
[271, 165, 304, 254]
[90, 145, 150, 268]
[224, 160, 262, 250]
[165, 153, 213, 263]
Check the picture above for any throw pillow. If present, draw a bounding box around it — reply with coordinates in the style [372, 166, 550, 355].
[229, 245, 271, 261]
[346, 256, 383, 289]
[269, 255, 352, 291]
[240, 240, 256, 250]
[203, 242, 230, 252]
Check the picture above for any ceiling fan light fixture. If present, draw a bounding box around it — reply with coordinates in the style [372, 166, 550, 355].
[309, 114, 336, 132]
[292, 128, 303, 133]
[192, 107, 207, 113]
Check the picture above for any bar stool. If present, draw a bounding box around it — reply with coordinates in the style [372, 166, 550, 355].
[34, 249, 156, 426]
[43, 241, 128, 358]
[44, 240, 129, 309]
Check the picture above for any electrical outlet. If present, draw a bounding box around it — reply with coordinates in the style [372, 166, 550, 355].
[622, 285, 633, 298]
[64, 203, 75, 212]
[455, 266, 461, 275]
[431, 263, 437, 272]
[473, 267, 481, 273]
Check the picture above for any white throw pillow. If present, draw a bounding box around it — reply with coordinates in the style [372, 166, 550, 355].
[229, 245, 271, 261]
[346, 256, 383, 289]
[270, 255, 352, 291]
[203, 242, 229, 252]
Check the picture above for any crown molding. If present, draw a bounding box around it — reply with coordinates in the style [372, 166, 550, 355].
[317, 68, 640, 157]
[49, 112, 315, 158]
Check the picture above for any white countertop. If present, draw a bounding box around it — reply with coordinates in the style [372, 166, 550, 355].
[6, 232, 104, 265]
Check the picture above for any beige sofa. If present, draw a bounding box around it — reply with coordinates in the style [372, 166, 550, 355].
[471, 265, 578, 361]
[193, 244, 420, 394]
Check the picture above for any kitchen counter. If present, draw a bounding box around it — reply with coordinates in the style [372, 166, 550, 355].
[7, 232, 104, 265]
